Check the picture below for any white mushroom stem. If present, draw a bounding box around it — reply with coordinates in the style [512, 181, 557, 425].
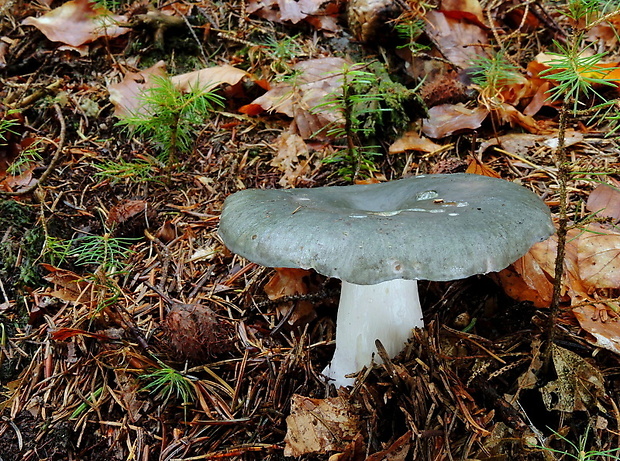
[323, 279, 424, 387]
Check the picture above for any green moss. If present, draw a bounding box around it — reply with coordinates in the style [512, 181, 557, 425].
[363, 62, 427, 139]
[0, 200, 44, 383]
[0, 200, 44, 298]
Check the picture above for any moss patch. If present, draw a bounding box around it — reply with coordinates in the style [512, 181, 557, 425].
[0, 199, 44, 298]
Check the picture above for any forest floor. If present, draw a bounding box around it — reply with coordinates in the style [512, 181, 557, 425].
[1, 0, 620, 459]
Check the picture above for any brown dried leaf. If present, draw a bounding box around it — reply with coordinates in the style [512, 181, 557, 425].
[170, 65, 247, 92]
[113, 370, 146, 423]
[496, 103, 545, 134]
[587, 20, 620, 48]
[109, 63, 246, 118]
[365, 431, 411, 461]
[494, 264, 551, 308]
[465, 156, 501, 178]
[284, 394, 361, 457]
[577, 224, 620, 291]
[22, 0, 130, 47]
[540, 344, 605, 412]
[388, 130, 443, 154]
[441, 0, 485, 21]
[265, 267, 317, 327]
[573, 304, 620, 355]
[327, 434, 365, 461]
[106, 199, 148, 226]
[495, 229, 587, 307]
[107, 61, 167, 117]
[421, 103, 488, 139]
[246, 0, 340, 31]
[264, 267, 311, 300]
[528, 230, 585, 298]
[477, 130, 583, 158]
[498, 222, 620, 306]
[250, 57, 349, 138]
[586, 182, 620, 222]
[424, 9, 488, 69]
[523, 80, 553, 116]
[270, 132, 311, 187]
[41, 263, 96, 306]
[3, 167, 35, 192]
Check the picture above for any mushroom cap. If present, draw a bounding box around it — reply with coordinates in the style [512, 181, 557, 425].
[219, 173, 554, 285]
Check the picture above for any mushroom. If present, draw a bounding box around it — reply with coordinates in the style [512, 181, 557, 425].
[218, 173, 554, 387]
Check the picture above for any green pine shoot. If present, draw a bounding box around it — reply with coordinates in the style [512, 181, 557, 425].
[312, 62, 419, 181]
[140, 361, 196, 406]
[6, 142, 43, 176]
[117, 75, 224, 166]
[394, 18, 429, 54]
[94, 156, 161, 183]
[540, 43, 619, 113]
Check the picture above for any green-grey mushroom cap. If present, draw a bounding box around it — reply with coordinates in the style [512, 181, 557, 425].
[218, 173, 555, 285]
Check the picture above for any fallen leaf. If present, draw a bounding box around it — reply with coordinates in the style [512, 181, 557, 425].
[422, 104, 488, 139]
[270, 132, 312, 187]
[41, 263, 97, 307]
[495, 229, 586, 307]
[238, 103, 264, 116]
[496, 102, 545, 134]
[523, 80, 553, 115]
[108, 63, 246, 118]
[494, 264, 551, 308]
[388, 130, 443, 154]
[440, 0, 485, 21]
[250, 57, 350, 138]
[51, 328, 113, 341]
[497, 222, 620, 307]
[114, 370, 146, 423]
[327, 434, 365, 461]
[247, 0, 340, 31]
[577, 223, 620, 291]
[425, 8, 489, 69]
[265, 267, 312, 300]
[573, 304, 620, 355]
[2, 167, 36, 192]
[22, 0, 129, 47]
[532, 53, 620, 90]
[107, 61, 167, 117]
[106, 200, 148, 227]
[587, 18, 620, 48]
[284, 394, 361, 457]
[478, 131, 583, 158]
[366, 431, 412, 461]
[465, 156, 501, 178]
[586, 182, 620, 222]
[265, 267, 317, 327]
[170, 65, 248, 92]
[540, 344, 606, 412]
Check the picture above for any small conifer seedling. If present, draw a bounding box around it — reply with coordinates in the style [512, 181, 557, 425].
[117, 75, 224, 167]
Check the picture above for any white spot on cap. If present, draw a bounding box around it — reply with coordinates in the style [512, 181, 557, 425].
[415, 190, 438, 201]
[392, 260, 403, 273]
[370, 210, 402, 217]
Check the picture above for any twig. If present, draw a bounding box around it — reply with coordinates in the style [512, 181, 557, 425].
[0, 104, 65, 197]
[543, 98, 570, 373]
